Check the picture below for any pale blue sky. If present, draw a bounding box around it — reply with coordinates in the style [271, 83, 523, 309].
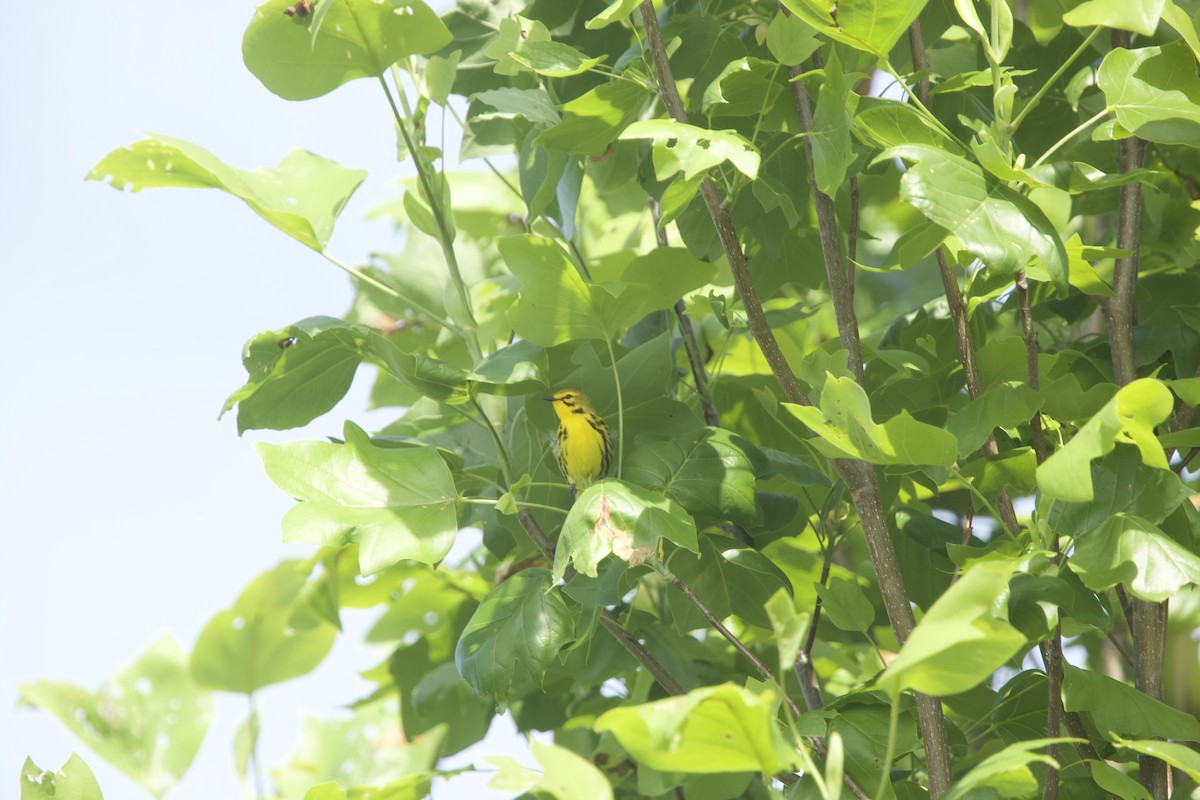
[1, 3, 528, 797]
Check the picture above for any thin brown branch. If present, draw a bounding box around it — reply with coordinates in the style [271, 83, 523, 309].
[516, 510, 685, 696]
[648, 195, 722, 426]
[795, 545, 835, 712]
[1107, 28, 1166, 800]
[1016, 270, 1048, 462]
[642, 4, 951, 793]
[668, 576, 803, 718]
[847, 176, 860, 289]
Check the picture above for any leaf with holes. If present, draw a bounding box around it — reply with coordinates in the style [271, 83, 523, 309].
[20, 755, 104, 800]
[87, 136, 366, 251]
[19, 635, 211, 796]
[190, 560, 337, 693]
[619, 120, 760, 180]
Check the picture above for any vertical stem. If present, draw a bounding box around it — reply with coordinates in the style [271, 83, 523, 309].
[378, 75, 481, 361]
[605, 337, 625, 479]
[795, 544, 834, 711]
[1106, 30, 1166, 800]
[648, 196, 722, 426]
[1015, 271, 1047, 461]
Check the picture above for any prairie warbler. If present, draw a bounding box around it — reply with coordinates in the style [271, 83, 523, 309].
[546, 389, 611, 494]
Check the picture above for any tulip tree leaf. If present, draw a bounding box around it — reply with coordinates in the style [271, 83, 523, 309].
[779, 0, 929, 56]
[1111, 736, 1200, 781]
[595, 683, 797, 775]
[18, 636, 212, 797]
[454, 568, 574, 705]
[1036, 378, 1174, 502]
[500, 235, 647, 345]
[243, 0, 451, 100]
[555, 479, 699, 580]
[1098, 41, 1200, 146]
[878, 560, 1026, 697]
[1067, 514, 1200, 602]
[1063, 666, 1200, 742]
[1063, 0, 1165, 36]
[623, 427, 762, 525]
[877, 144, 1068, 291]
[256, 421, 460, 574]
[619, 120, 761, 180]
[946, 382, 1044, 456]
[785, 374, 958, 467]
[87, 136, 366, 251]
[20, 754, 104, 800]
[190, 560, 337, 693]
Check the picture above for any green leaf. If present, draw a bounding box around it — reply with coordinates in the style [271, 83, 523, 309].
[242, 0, 451, 100]
[190, 560, 336, 693]
[454, 568, 574, 705]
[233, 707, 261, 788]
[520, 741, 615, 800]
[1062, 0, 1165, 35]
[780, 0, 929, 56]
[474, 87, 561, 126]
[510, 40, 604, 77]
[594, 684, 797, 775]
[1111, 736, 1200, 781]
[815, 577, 874, 633]
[256, 421, 460, 574]
[20, 754, 104, 800]
[624, 427, 761, 526]
[877, 144, 1069, 291]
[765, 12, 821, 65]
[666, 536, 793, 630]
[766, 589, 808, 677]
[221, 317, 363, 434]
[1089, 760, 1153, 800]
[500, 235, 646, 345]
[586, 0, 641, 29]
[938, 739, 1062, 800]
[1098, 41, 1200, 146]
[1036, 378, 1174, 501]
[619, 120, 761, 180]
[619, 248, 718, 318]
[19, 636, 211, 797]
[470, 339, 550, 395]
[303, 783, 347, 800]
[855, 97, 964, 154]
[1063, 666, 1200, 742]
[878, 559, 1026, 697]
[785, 374, 958, 467]
[538, 80, 648, 156]
[1068, 514, 1200, 602]
[87, 136, 366, 251]
[810, 49, 855, 197]
[273, 701, 441, 797]
[555, 479, 698, 580]
[946, 382, 1044, 456]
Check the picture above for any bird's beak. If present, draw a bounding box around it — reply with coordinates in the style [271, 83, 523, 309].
[543, 396, 555, 402]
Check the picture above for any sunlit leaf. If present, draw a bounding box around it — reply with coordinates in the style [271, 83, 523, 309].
[1063, 666, 1200, 742]
[19, 636, 211, 796]
[1068, 514, 1200, 602]
[878, 560, 1026, 696]
[555, 479, 698, 580]
[243, 0, 451, 100]
[191, 560, 337, 693]
[256, 422, 460, 574]
[1098, 41, 1200, 146]
[1062, 0, 1165, 36]
[595, 684, 797, 775]
[87, 136, 365, 251]
[20, 754, 104, 800]
[779, 0, 929, 56]
[619, 120, 761, 180]
[1036, 378, 1174, 501]
[785, 374, 958, 467]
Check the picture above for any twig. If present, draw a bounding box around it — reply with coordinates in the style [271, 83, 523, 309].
[1015, 271, 1047, 461]
[795, 545, 834, 712]
[647, 196, 721, 426]
[668, 576, 802, 719]
[516, 510, 685, 695]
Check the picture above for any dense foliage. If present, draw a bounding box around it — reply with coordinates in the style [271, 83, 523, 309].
[20, 0, 1200, 799]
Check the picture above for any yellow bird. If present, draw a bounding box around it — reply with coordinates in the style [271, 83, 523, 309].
[545, 389, 611, 494]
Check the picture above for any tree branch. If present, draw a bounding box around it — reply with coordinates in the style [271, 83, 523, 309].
[1104, 27, 1166, 800]
[648, 196, 721, 426]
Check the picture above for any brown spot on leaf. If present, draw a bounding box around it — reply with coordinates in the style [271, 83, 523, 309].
[594, 495, 653, 567]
